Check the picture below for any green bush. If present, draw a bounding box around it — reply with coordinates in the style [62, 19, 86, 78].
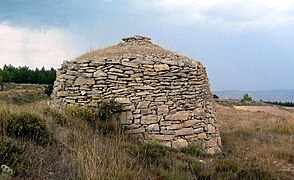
[0, 137, 30, 175]
[65, 105, 100, 129]
[241, 93, 252, 102]
[139, 141, 167, 165]
[65, 100, 122, 133]
[44, 108, 68, 126]
[215, 158, 239, 173]
[6, 113, 55, 146]
[181, 143, 205, 157]
[98, 100, 122, 121]
[44, 84, 54, 97]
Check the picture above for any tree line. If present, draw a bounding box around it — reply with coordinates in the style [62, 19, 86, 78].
[0, 64, 56, 91]
[261, 100, 294, 107]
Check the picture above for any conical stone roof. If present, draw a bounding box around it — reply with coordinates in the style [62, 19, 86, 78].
[75, 35, 200, 68]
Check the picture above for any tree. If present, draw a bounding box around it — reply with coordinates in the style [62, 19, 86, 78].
[0, 69, 13, 91]
[241, 93, 252, 102]
[213, 94, 219, 99]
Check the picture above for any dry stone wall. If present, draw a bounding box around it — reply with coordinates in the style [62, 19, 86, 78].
[51, 36, 222, 154]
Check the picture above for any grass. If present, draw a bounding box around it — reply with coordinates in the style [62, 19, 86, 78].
[0, 84, 293, 179]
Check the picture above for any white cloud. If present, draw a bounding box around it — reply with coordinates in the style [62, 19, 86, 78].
[0, 23, 74, 69]
[134, 0, 294, 29]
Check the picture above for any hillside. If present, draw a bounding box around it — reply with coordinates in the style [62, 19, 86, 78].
[0, 84, 293, 179]
[214, 89, 294, 102]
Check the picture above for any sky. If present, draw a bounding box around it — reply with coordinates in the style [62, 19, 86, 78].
[0, 0, 294, 91]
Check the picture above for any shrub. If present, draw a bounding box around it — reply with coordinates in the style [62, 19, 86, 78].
[237, 165, 274, 180]
[0, 137, 30, 175]
[44, 84, 54, 97]
[98, 100, 122, 121]
[181, 143, 205, 157]
[241, 93, 252, 102]
[213, 94, 219, 99]
[214, 158, 239, 173]
[6, 113, 55, 146]
[44, 108, 68, 126]
[138, 141, 167, 165]
[65, 105, 99, 129]
[65, 100, 122, 133]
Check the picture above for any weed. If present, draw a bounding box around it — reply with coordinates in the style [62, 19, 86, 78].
[0, 137, 30, 175]
[214, 158, 239, 173]
[237, 165, 274, 180]
[181, 143, 205, 157]
[44, 108, 68, 126]
[65, 100, 122, 133]
[98, 100, 122, 121]
[6, 112, 55, 146]
[138, 141, 167, 165]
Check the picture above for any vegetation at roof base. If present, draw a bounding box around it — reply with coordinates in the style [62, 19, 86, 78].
[261, 100, 294, 107]
[241, 93, 253, 102]
[6, 112, 55, 146]
[0, 137, 31, 175]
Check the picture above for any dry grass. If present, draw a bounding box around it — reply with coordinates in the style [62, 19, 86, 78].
[1, 86, 294, 179]
[216, 102, 294, 178]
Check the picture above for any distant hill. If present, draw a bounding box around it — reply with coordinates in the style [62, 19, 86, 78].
[213, 89, 294, 102]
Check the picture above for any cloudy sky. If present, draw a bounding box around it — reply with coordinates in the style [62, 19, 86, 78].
[0, 0, 294, 91]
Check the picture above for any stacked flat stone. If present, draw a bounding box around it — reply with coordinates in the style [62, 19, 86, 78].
[51, 35, 222, 154]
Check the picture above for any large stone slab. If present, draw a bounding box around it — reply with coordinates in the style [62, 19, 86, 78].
[154, 64, 170, 72]
[172, 139, 188, 149]
[93, 69, 107, 77]
[74, 77, 95, 86]
[115, 98, 131, 104]
[141, 115, 158, 124]
[137, 101, 150, 109]
[149, 134, 175, 141]
[175, 128, 193, 136]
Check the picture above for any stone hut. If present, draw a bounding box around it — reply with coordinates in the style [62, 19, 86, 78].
[51, 35, 221, 154]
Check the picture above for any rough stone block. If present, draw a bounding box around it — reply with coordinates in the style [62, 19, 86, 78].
[141, 115, 158, 124]
[74, 77, 95, 86]
[183, 120, 201, 128]
[167, 123, 183, 130]
[147, 124, 160, 131]
[119, 111, 133, 124]
[137, 101, 150, 109]
[175, 128, 193, 136]
[93, 69, 107, 77]
[115, 97, 131, 104]
[154, 64, 170, 72]
[207, 124, 216, 134]
[197, 132, 207, 139]
[157, 105, 169, 115]
[127, 126, 145, 134]
[172, 139, 188, 149]
[149, 134, 175, 141]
